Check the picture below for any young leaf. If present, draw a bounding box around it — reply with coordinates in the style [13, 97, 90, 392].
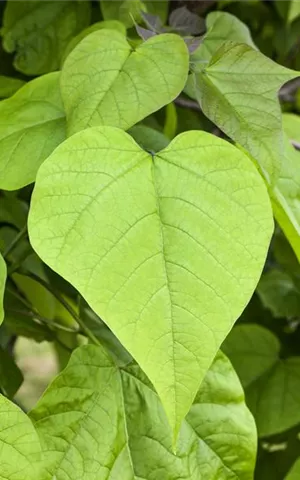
[0, 72, 66, 190]
[28, 126, 273, 438]
[1, 0, 91, 75]
[62, 20, 126, 64]
[223, 324, 300, 437]
[0, 75, 25, 98]
[60, 30, 189, 135]
[192, 11, 256, 64]
[0, 254, 6, 324]
[0, 394, 41, 479]
[29, 344, 256, 479]
[189, 42, 298, 183]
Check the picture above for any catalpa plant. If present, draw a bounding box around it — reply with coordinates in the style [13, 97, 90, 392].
[0, 1, 300, 479]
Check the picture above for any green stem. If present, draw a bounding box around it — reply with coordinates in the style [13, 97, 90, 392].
[23, 272, 101, 346]
[3, 225, 28, 259]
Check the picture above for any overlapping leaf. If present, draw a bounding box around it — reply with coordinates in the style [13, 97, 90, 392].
[1, 0, 91, 75]
[189, 42, 297, 182]
[223, 324, 300, 437]
[29, 344, 256, 479]
[29, 126, 273, 437]
[60, 30, 189, 135]
[0, 394, 41, 479]
[0, 72, 66, 190]
[0, 75, 25, 98]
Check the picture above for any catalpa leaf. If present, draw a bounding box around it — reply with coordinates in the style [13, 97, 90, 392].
[286, 458, 300, 480]
[100, 0, 169, 25]
[189, 42, 298, 182]
[283, 113, 300, 144]
[223, 324, 300, 437]
[29, 344, 256, 479]
[191, 11, 256, 64]
[0, 394, 41, 479]
[29, 127, 273, 438]
[0, 254, 6, 324]
[1, 0, 91, 75]
[60, 30, 189, 135]
[0, 72, 66, 190]
[0, 345, 23, 398]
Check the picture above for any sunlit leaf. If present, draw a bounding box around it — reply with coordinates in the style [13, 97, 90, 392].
[29, 126, 273, 438]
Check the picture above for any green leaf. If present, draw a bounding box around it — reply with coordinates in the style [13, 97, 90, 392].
[270, 134, 300, 261]
[257, 269, 300, 318]
[223, 324, 300, 437]
[100, 0, 169, 25]
[128, 124, 169, 151]
[0, 75, 25, 98]
[62, 20, 126, 64]
[189, 42, 297, 183]
[0, 255, 6, 325]
[28, 126, 273, 438]
[1, 0, 91, 75]
[283, 113, 300, 142]
[0, 72, 66, 190]
[0, 345, 23, 398]
[286, 458, 300, 479]
[60, 30, 189, 135]
[29, 344, 256, 479]
[0, 394, 41, 479]
[288, 1, 300, 24]
[192, 11, 256, 64]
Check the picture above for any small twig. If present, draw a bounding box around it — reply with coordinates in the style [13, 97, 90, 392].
[6, 308, 79, 334]
[3, 225, 28, 259]
[22, 272, 101, 346]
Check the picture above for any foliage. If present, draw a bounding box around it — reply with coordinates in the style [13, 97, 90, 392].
[0, 1, 299, 479]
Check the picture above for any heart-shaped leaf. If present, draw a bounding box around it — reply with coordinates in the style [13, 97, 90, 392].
[0, 254, 6, 324]
[60, 30, 189, 135]
[29, 344, 256, 479]
[0, 72, 66, 190]
[29, 127, 273, 438]
[0, 394, 41, 479]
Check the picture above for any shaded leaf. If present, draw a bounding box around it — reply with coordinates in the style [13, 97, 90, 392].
[0, 345, 23, 398]
[0, 255, 6, 325]
[1, 0, 91, 75]
[28, 126, 273, 438]
[128, 124, 169, 151]
[0, 75, 25, 98]
[286, 458, 300, 479]
[169, 6, 205, 35]
[61, 30, 189, 135]
[223, 324, 300, 437]
[0, 72, 66, 190]
[189, 42, 297, 183]
[29, 344, 256, 479]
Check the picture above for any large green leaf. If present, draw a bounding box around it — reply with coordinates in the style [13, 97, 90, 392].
[191, 11, 256, 64]
[29, 126, 273, 438]
[29, 344, 256, 479]
[1, 0, 91, 75]
[0, 72, 66, 190]
[0, 394, 41, 479]
[0, 254, 6, 324]
[283, 113, 300, 142]
[100, 0, 169, 25]
[189, 42, 297, 183]
[223, 324, 300, 437]
[60, 30, 189, 135]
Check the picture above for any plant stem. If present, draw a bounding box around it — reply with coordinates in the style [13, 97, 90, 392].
[23, 272, 101, 346]
[3, 224, 28, 259]
[6, 308, 79, 334]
